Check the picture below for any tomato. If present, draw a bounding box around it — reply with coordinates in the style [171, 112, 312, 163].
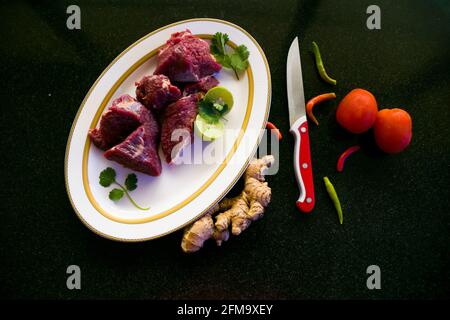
[373, 108, 412, 153]
[336, 88, 378, 134]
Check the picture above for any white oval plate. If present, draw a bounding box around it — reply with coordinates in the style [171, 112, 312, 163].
[65, 18, 271, 241]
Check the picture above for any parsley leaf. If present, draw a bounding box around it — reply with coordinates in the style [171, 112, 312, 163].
[99, 167, 116, 187]
[198, 100, 222, 123]
[125, 173, 138, 191]
[109, 188, 124, 201]
[98, 168, 149, 210]
[210, 32, 229, 57]
[230, 45, 249, 71]
[198, 100, 229, 124]
[210, 32, 250, 80]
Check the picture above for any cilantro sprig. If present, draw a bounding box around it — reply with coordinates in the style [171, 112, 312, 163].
[99, 167, 149, 211]
[210, 32, 250, 80]
[198, 99, 229, 124]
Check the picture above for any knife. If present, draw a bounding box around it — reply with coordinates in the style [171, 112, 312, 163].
[286, 37, 315, 213]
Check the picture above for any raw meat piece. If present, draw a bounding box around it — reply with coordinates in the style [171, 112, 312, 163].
[160, 94, 200, 163]
[89, 128, 106, 150]
[183, 75, 219, 96]
[135, 74, 181, 110]
[88, 94, 143, 150]
[154, 30, 222, 82]
[89, 94, 162, 176]
[104, 118, 162, 176]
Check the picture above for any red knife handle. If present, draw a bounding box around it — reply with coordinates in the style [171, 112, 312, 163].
[290, 116, 315, 213]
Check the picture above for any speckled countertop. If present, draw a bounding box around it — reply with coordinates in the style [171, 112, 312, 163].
[1, 0, 449, 299]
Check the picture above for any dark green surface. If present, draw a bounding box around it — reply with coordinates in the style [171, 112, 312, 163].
[1, 0, 449, 299]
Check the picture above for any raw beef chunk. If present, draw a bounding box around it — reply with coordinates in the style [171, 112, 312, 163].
[154, 30, 222, 82]
[183, 75, 219, 96]
[135, 74, 181, 110]
[89, 128, 106, 150]
[90, 94, 162, 176]
[88, 94, 143, 150]
[104, 117, 162, 176]
[160, 94, 200, 163]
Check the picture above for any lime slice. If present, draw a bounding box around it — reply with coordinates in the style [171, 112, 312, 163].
[194, 115, 225, 141]
[204, 86, 234, 114]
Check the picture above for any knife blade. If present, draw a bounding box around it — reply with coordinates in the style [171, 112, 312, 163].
[286, 37, 315, 213]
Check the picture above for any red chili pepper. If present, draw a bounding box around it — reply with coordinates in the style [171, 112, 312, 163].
[306, 92, 336, 126]
[337, 145, 361, 172]
[266, 121, 282, 140]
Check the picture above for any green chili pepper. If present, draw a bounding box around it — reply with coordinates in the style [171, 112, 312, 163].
[323, 176, 343, 224]
[312, 41, 337, 85]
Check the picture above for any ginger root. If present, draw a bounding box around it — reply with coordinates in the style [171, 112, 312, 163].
[181, 155, 274, 253]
